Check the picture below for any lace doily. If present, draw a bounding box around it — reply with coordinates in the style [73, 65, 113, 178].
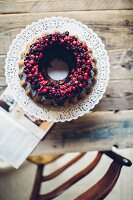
[5, 17, 110, 122]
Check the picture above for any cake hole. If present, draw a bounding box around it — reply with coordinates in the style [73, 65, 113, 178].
[47, 59, 69, 81]
[38, 45, 76, 81]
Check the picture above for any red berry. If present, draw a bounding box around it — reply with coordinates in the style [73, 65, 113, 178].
[37, 89, 41, 93]
[60, 39, 64, 44]
[73, 41, 77, 45]
[83, 45, 87, 50]
[34, 65, 38, 69]
[75, 81, 78, 84]
[77, 59, 80, 63]
[72, 77, 77, 82]
[30, 55, 35, 59]
[30, 60, 34, 64]
[34, 72, 38, 77]
[36, 43, 40, 47]
[28, 74, 32, 78]
[60, 85, 64, 90]
[42, 36, 46, 40]
[60, 90, 64, 94]
[40, 47, 43, 51]
[84, 77, 88, 81]
[31, 68, 35, 72]
[78, 75, 83, 80]
[41, 81, 46, 85]
[79, 83, 83, 87]
[46, 86, 49, 90]
[52, 38, 56, 42]
[40, 77, 44, 81]
[77, 68, 82, 72]
[87, 60, 91, 65]
[43, 89, 47, 93]
[64, 37, 68, 41]
[27, 64, 32, 68]
[39, 53, 43, 58]
[84, 73, 88, 77]
[25, 69, 30, 73]
[87, 66, 91, 71]
[68, 88, 72, 92]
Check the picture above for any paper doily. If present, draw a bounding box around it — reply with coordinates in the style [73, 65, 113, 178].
[5, 17, 110, 122]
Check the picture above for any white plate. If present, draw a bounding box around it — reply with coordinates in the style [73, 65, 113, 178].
[5, 17, 110, 122]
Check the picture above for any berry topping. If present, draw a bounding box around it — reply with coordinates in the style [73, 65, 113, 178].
[21, 31, 97, 105]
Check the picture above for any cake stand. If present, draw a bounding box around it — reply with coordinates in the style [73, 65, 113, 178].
[5, 17, 110, 122]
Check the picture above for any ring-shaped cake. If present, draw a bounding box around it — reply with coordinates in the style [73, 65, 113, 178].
[19, 31, 98, 107]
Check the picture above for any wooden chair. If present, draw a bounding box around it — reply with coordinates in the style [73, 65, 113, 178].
[28, 150, 132, 200]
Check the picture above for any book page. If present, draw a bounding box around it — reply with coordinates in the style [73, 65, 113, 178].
[0, 88, 54, 168]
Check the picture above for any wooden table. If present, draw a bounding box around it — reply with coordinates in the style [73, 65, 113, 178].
[0, 0, 133, 154]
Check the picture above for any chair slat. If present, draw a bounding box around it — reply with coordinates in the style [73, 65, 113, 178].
[40, 152, 102, 200]
[42, 153, 86, 181]
[74, 162, 122, 200]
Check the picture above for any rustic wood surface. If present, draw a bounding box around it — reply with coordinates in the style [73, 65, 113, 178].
[0, 0, 133, 152]
[32, 110, 133, 154]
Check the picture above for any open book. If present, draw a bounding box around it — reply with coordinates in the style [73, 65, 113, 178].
[0, 88, 54, 168]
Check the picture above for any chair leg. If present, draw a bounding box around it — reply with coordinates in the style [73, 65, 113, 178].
[30, 164, 44, 200]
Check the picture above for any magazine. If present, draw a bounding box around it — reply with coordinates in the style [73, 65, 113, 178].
[0, 87, 54, 168]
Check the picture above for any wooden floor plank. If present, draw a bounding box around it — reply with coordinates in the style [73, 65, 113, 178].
[0, 10, 132, 54]
[31, 110, 133, 154]
[0, 0, 133, 14]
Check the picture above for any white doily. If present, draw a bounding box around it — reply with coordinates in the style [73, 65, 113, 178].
[5, 17, 110, 122]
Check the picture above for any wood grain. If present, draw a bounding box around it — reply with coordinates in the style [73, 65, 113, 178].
[1, 49, 133, 80]
[0, 10, 132, 55]
[0, 78, 133, 111]
[32, 110, 133, 154]
[0, 49, 133, 110]
[0, 0, 133, 14]
[0, 79, 132, 111]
